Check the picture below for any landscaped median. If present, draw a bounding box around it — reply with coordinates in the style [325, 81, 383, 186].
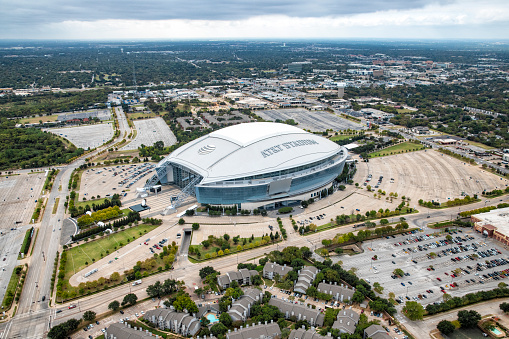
[1, 265, 27, 314]
[18, 227, 34, 259]
[188, 232, 282, 263]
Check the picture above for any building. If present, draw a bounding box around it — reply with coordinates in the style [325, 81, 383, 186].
[217, 269, 259, 290]
[226, 321, 281, 339]
[472, 207, 509, 245]
[154, 122, 348, 210]
[263, 262, 292, 280]
[363, 324, 391, 339]
[143, 308, 201, 336]
[316, 282, 355, 303]
[227, 288, 263, 322]
[289, 328, 333, 339]
[104, 323, 160, 339]
[268, 299, 324, 326]
[332, 309, 360, 334]
[411, 126, 430, 135]
[294, 267, 320, 294]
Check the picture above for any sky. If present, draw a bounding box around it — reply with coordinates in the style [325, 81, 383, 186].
[1, 0, 508, 40]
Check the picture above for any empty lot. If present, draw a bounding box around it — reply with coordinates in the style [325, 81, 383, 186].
[256, 108, 364, 132]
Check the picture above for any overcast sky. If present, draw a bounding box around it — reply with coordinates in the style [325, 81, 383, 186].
[1, 0, 508, 40]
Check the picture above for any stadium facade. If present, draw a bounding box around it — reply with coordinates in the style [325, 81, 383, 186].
[155, 122, 348, 210]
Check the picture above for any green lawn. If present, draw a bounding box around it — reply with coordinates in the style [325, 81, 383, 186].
[396, 108, 416, 113]
[368, 142, 425, 158]
[2, 266, 22, 308]
[329, 135, 357, 142]
[465, 140, 494, 150]
[75, 198, 108, 209]
[19, 114, 59, 124]
[128, 112, 159, 119]
[65, 224, 158, 277]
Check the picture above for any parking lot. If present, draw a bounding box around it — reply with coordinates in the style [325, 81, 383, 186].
[45, 123, 114, 149]
[341, 229, 509, 309]
[79, 163, 155, 201]
[122, 117, 177, 150]
[256, 108, 364, 132]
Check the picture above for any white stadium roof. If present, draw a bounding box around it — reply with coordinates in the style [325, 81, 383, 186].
[163, 122, 343, 184]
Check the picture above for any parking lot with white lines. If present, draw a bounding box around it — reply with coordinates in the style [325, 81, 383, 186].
[341, 229, 509, 309]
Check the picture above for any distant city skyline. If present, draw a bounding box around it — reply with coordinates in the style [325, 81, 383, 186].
[0, 0, 508, 40]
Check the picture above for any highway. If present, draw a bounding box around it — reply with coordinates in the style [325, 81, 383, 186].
[0, 107, 131, 339]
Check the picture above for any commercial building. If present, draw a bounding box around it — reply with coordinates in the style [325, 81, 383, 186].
[155, 122, 348, 210]
[472, 207, 509, 246]
[217, 269, 259, 290]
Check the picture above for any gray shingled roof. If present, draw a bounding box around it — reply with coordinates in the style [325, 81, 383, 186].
[104, 323, 154, 339]
[226, 322, 281, 339]
[289, 328, 334, 339]
[364, 324, 391, 339]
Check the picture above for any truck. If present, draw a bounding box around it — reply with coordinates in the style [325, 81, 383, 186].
[132, 279, 142, 286]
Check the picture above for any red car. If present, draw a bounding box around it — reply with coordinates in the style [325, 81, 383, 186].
[437, 277, 442, 281]
[68, 305, 77, 309]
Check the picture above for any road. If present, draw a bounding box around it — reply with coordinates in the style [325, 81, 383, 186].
[0, 107, 131, 339]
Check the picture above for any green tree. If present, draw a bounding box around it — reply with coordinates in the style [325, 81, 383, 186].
[457, 310, 481, 328]
[500, 302, 509, 313]
[192, 223, 200, 231]
[178, 218, 185, 225]
[210, 322, 228, 337]
[219, 312, 232, 327]
[122, 293, 138, 306]
[403, 301, 425, 321]
[437, 320, 455, 335]
[82, 310, 96, 322]
[108, 300, 120, 311]
[199, 266, 218, 279]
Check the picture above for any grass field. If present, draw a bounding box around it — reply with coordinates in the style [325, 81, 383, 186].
[396, 108, 416, 113]
[65, 224, 158, 277]
[19, 114, 59, 124]
[128, 112, 159, 119]
[1, 266, 22, 308]
[75, 197, 108, 209]
[189, 236, 268, 261]
[465, 140, 495, 150]
[329, 135, 357, 142]
[368, 142, 425, 158]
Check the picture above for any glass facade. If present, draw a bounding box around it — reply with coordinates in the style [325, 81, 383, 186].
[195, 160, 345, 206]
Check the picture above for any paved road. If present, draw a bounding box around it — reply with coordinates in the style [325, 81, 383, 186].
[115, 107, 130, 138]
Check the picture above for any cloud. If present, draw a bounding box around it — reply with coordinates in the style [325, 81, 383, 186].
[1, 0, 508, 39]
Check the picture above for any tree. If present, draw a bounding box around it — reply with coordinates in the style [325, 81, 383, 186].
[178, 218, 185, 225]
[457, 310, 481, 328]
[110, 272, 120, 281]
[210, 322, 228, 337]
[173, 291, 198, 313]
[393, 268, 404, 277]
[199, 266, 218, 279]
[437, 320, 455, 335]
[219, 312, 232, 327]
[500, 302, 509, 313]
[108, 300, 120, 311]
[83, 310, 96, 322]
[122, 293, 138, 306]
[192, 223, 200, 231]
[147, 281, 163, 298]
[403, 301, 425, 320]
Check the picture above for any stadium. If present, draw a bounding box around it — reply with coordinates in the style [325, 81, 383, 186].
[154, 122, 348, 210]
